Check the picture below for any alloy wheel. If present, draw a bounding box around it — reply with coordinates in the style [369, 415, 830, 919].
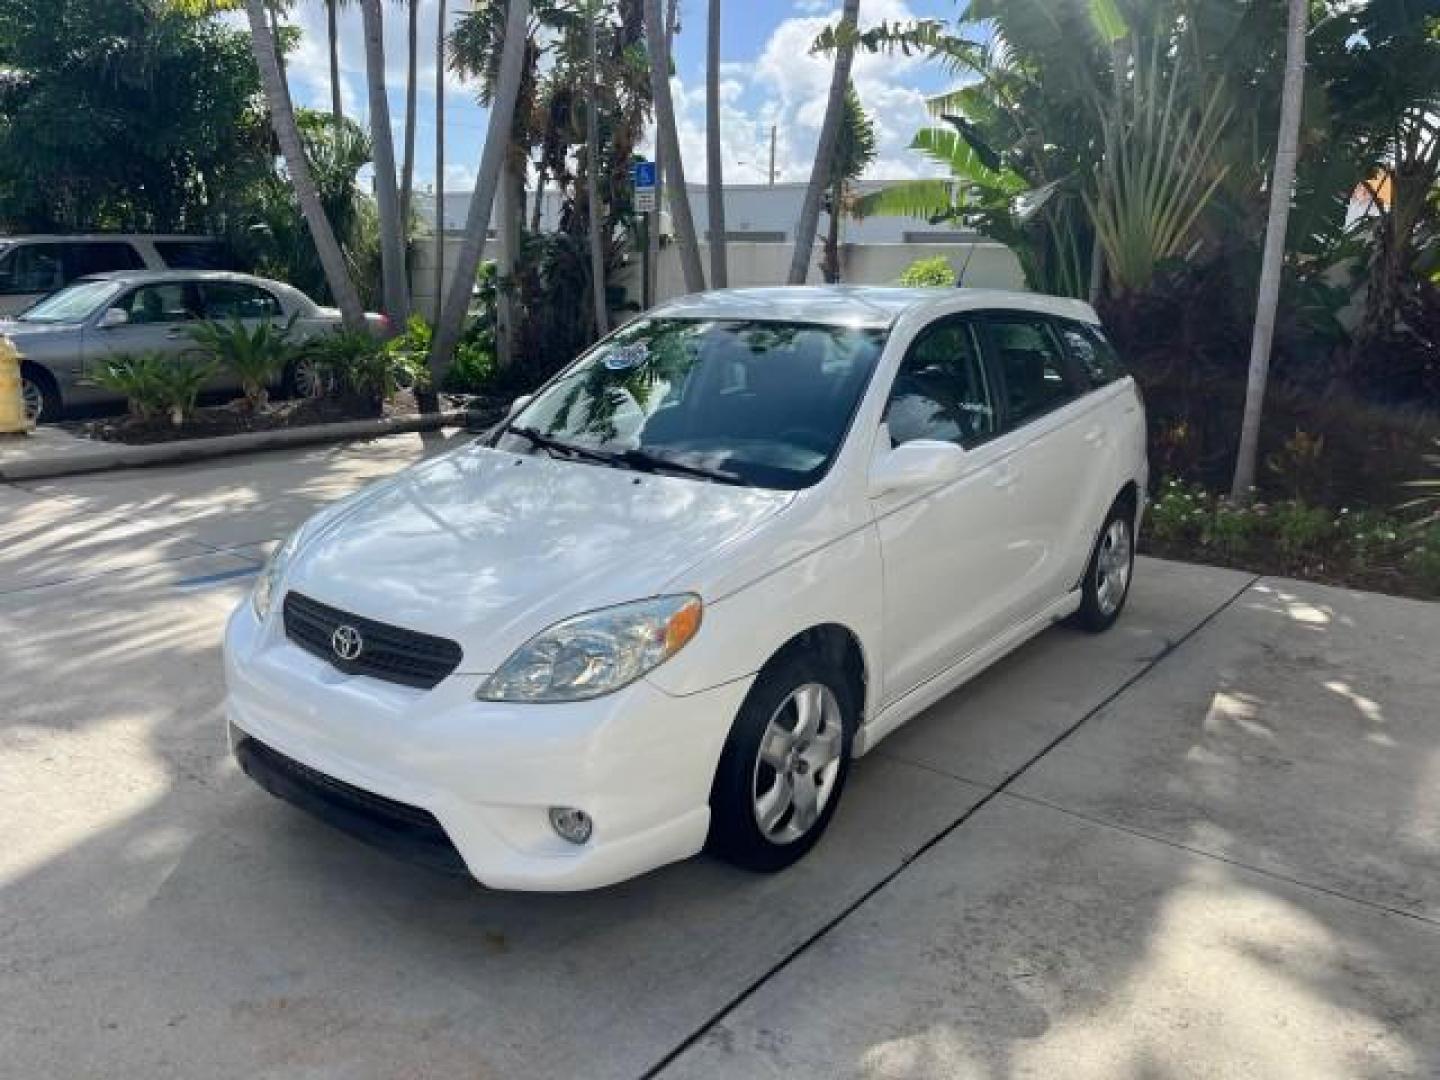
[1095, 517, 1132, 616]
[751, 682, 844, 844]
[20, 377, 44, 423]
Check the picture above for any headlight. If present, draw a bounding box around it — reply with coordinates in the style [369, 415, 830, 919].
[478, 594, 702, 703]
[251, 530, 301, 621]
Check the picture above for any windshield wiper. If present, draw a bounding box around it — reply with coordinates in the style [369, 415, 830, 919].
[615, 448, 745, 486]
[505, 424, 615, 464]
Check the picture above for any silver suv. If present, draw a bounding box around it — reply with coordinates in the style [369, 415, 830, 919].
[0, 235, 233, 317]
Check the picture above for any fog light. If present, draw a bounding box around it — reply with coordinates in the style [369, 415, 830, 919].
[549, 806, 593, 845]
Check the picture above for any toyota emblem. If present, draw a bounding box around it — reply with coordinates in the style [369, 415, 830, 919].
[331, 624, 364, 661]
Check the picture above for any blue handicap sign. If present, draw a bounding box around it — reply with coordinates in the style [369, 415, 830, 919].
[632, 160, 657, 190]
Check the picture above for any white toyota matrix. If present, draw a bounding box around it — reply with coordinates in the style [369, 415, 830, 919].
[224, 287, 1147, 890]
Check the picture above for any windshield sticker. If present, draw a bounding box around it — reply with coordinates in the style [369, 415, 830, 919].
[603, 343, 650, 371]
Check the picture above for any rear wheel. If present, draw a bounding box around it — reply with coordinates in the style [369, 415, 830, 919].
[20, 363, 61, 424]
[282, 355, 330, 400]
[1073, 501, 1135, 632]
[708, 653, 855, 872]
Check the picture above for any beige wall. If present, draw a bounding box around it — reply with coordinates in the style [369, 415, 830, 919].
[409, 238, 1028, 322]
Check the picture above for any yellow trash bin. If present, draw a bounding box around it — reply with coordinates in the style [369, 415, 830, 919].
[0, 334, 32, 434]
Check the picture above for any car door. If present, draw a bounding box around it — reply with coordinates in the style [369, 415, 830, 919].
[974, 311, 1107, 617]
[82, 280, 208, 391]
[197, 280, 289, 393]
[871, 314, 1028, 703]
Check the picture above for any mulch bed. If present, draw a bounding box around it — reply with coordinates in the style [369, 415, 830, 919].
[69, 392, 507, 446]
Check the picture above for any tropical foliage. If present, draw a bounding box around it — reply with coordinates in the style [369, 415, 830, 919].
[188, 315, 298, 411]
[898, 256, 958, 288]
[82, 353, 218, 426]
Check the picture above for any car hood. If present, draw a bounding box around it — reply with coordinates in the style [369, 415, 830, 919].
[284, 443, 795, 673]
[0, 320, 80, 342]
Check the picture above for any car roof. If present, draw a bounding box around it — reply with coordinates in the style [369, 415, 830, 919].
[650, 286, 1099, 329]
[0, 234, 219, 244]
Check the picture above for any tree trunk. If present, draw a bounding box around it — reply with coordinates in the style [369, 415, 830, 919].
[1230, 0, 1306, 502]
[644, 0, 705, 294]
[429, 0, 530, 385]
[433, 0, 446, 327]
[401, 0, 419, 231]
[705, 0, 727, 288]
[788, 0, 860, 285]
[586, 0, 609, 337]
[531, 167, 546, 232]
[822, 182, 842, 284]
[245, 0, 365, 331]
[327, 0, 343, 127]
[496, 156, 522, 370]
[360, 0, 411, 327]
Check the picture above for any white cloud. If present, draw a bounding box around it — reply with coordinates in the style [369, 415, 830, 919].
[667, 0, 946, 186]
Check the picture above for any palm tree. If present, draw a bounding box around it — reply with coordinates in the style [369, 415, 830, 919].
[788, 0, 860, 285]
[644, 0, 705, 294]
[359, 0, 410, 325]
[820, 83, 875, 284]
[586, 0, 609, 335]
[324, 0, 348, 126]
[1230, 0, 1308, 501]
[705, 0, 726, 288]
[399, 0, 419, 229]
[434, 0, 447, 321]
[242, 0, 365, 330]
[429, 0, 531, 385]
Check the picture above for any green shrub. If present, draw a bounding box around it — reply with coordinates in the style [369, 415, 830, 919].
[443, 340, 498, 393]
[897, 256, 958, 288]
[188, 315, 298, 411]
[83, 353, 217, 427]
[1269, 500, 1335, 557]
[303, 323, 430, 408]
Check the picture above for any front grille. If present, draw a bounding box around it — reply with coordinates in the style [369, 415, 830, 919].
[283, 591, 463, 690]
[235, 735, 466, 875]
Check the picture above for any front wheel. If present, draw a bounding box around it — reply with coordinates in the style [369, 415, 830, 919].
[708, 653, 855, 872]
[20, 363, 61, 424]
[1073, 502, 1135, 633]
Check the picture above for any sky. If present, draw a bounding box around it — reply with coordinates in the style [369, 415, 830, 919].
[266, 0, 960, 194]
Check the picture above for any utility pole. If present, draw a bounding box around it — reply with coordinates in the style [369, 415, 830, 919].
[768, 125, 777, 186]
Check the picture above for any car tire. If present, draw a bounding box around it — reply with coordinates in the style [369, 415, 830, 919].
[1072, 498, 1136, 633]
[20, 363, 61, 424]
[282, 355, 329, 400]
[707, 651, 856, 872]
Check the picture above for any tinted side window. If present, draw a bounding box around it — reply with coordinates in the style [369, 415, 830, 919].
[154, 240, 235, 270]
[1058, 320, 1127, 389]
[118, 283, 201, 324]
[67, 242, 145, 277]
[200, 281, 281, 320]
[0, 244, 65, 295]
[982, 315, 1078, 428]
[885, 319, 996, 447]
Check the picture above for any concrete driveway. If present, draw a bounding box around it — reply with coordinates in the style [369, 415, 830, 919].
[2, 433, 1437, 1080]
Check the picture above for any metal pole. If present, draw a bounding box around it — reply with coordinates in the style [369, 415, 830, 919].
[769, 125, 776, 186]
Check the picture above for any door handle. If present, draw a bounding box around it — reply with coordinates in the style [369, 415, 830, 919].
[992, 464, 1018, 490]
[165, 328, 188, 339]
[1084, 425, 1107, 445]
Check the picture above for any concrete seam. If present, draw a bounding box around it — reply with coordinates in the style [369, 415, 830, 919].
[636, 572, 1262, 1079]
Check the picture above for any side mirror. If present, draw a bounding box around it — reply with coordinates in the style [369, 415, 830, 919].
[97, 307, 129, 329]
[508, 394, 533, 418]
[868, 439, 967, 497]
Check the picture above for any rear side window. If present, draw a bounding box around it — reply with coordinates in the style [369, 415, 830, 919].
[1058, 320, 1127, 389]
[67, 242, 145, 277]
[117, 283, 202, 324]
[0, 243, 65, 295]
[885, 317, 996, 447]
[980, 314, 1080, 429]
[200, 281, 281, 320]
[154, 240, 235, 271]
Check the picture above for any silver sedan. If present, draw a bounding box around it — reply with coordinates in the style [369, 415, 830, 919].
[1, 269, 386, 422]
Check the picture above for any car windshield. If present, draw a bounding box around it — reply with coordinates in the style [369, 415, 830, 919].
[17, 279, 124, 324]
[495, 317, 888, 490]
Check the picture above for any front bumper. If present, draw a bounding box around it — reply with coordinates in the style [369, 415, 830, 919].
[224, 601, 753, 891]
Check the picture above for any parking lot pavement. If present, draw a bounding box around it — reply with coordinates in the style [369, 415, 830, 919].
[2, 438, 1437, 1080]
